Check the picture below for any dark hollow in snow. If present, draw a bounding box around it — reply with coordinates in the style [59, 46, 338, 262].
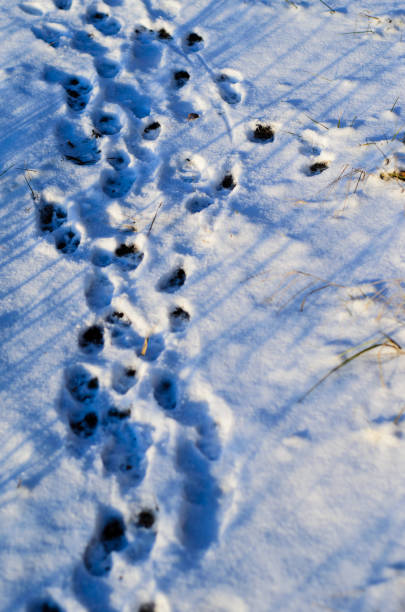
[54, 227, 80, 254]
[309, 161, 329, 175]
[105, 310, 131, 326]
[53, 0, 71, 9]
[144, 121, 161, 133]
[221, 173, 236, 190]
[115, 243, 137, 257]
[79, 325, 104, 351]
[95, 57, 120, 78]
[107, 407, 131, 420]
[94, 112, 122, 135]
[38, 202, 67, 233]
[153, 375, 177, 410]
[253, 123, 274, 141]
[137, 510, 155, 529]
[114, 243, 144, 270]
[66, 365, 99, 403]
[169, 306, 190, 332]
[139, 604, 155, 612]
[100, 516, 126, 552]
[69, 411, 98, 438]
[158, 268, 186, 293]
[187, 32, 203, 46]
[29, 600, 64, 612]
[158, 28, 172, 40]
[174, 70, 190, 88]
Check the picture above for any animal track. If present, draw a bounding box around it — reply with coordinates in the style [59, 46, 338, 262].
[114, 242, 144, 270]
[32, 24, 64, 48]
[72, 30, 107, 56]
[177, 439, 221, 551]
[54, 226, 81, 254]
[69, 409, 99, 438]
[65, 364, 99, 404]
[63, 75, 93, 112]
[169, 306, 190, 332]
[153, 373, 178, 410]
[220, 173, 236, 190]
[158, 267, 186, 293]
[185, 32, 204, 52]
[143, 121, 161, 140]
[38, 201, 67, 233]
[106, 82, 151, 118]
[79, 325, 104, 352]
[126, 506, 158, 562]
[107, 149, 130, 170]
[101, 422, 151, 485]
[84, 511, 127, 576]
[216, 72, 243, 105]
[28, 598, 64, 612]
[95, 56, 120, 78]
[308, 161, 329, 175]
[252, 122, 274, 142]
[133, 26, 163, 71]
[102, 169, 136, 198]
[85, 272, 114, 310]
[58, 121, 101, 165]
[53, 0, 71, 9]
[112, 363, 137, 395]
[186, 193, 213, 214]
[174, 70, 190, 89]
[93, 110, 122, 135]
[86, 8, 121, 36]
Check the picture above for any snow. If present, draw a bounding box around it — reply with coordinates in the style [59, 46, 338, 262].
[2, 0, 405, 610]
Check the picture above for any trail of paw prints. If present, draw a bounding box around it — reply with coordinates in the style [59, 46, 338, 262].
[36, 193, 81, 255]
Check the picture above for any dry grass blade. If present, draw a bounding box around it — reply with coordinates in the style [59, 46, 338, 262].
[141, 337, 149, 356]
[299, 337, 402, 403]
[147, 201, 163, 236]
[319, 0, 335, 13]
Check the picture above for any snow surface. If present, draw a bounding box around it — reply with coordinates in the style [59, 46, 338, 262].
[2, 0, 405, 610]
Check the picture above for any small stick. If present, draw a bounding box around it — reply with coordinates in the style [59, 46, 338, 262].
[304, 113, 329, 130]
[141, 337, 149, 356]
[147, 201, 163, 236]
[319, 0, 335, 13]
[391, 96, 400, 112]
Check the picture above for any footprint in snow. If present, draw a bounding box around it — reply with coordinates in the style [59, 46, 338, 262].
[132, 26, 163, 71]
[143, 121, 161, 141]
[106, 81, 151, 118]
[72, 30, 107, 56]
[58, 121, 101, 165]
[101, 421, 151, 486]
[169, 306, 190, 332]
[38, 200, 67, 233]
[84, 511, 127, 576]
[53, 0, 71, 9]
[95, 55, 121, 78]
[54, 225, 81, 254]
[307, 161, 330, 176]
[31, 23, 64, 48]
[125, 507, 158, 563]
[186, 193, 214, 214]
[177, 438, 221, 551]
[65, 364, 99, 404]
[63, 75, 93, 112]
[216, 71, 243, 105]
[102, 168, 136, 198]
[158, 267, 186, 293]
[28, 597, 65, 612]
[85, 271, 114, 310]
[173, 70, 190, 89]
[78, 324, 104, 353]
[184, 31, 204, 52]
[92, 110, 122, 135]
[251, 122, 275, 142]
[86, 7, 121, 36]
[111, 362, 137, 395]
